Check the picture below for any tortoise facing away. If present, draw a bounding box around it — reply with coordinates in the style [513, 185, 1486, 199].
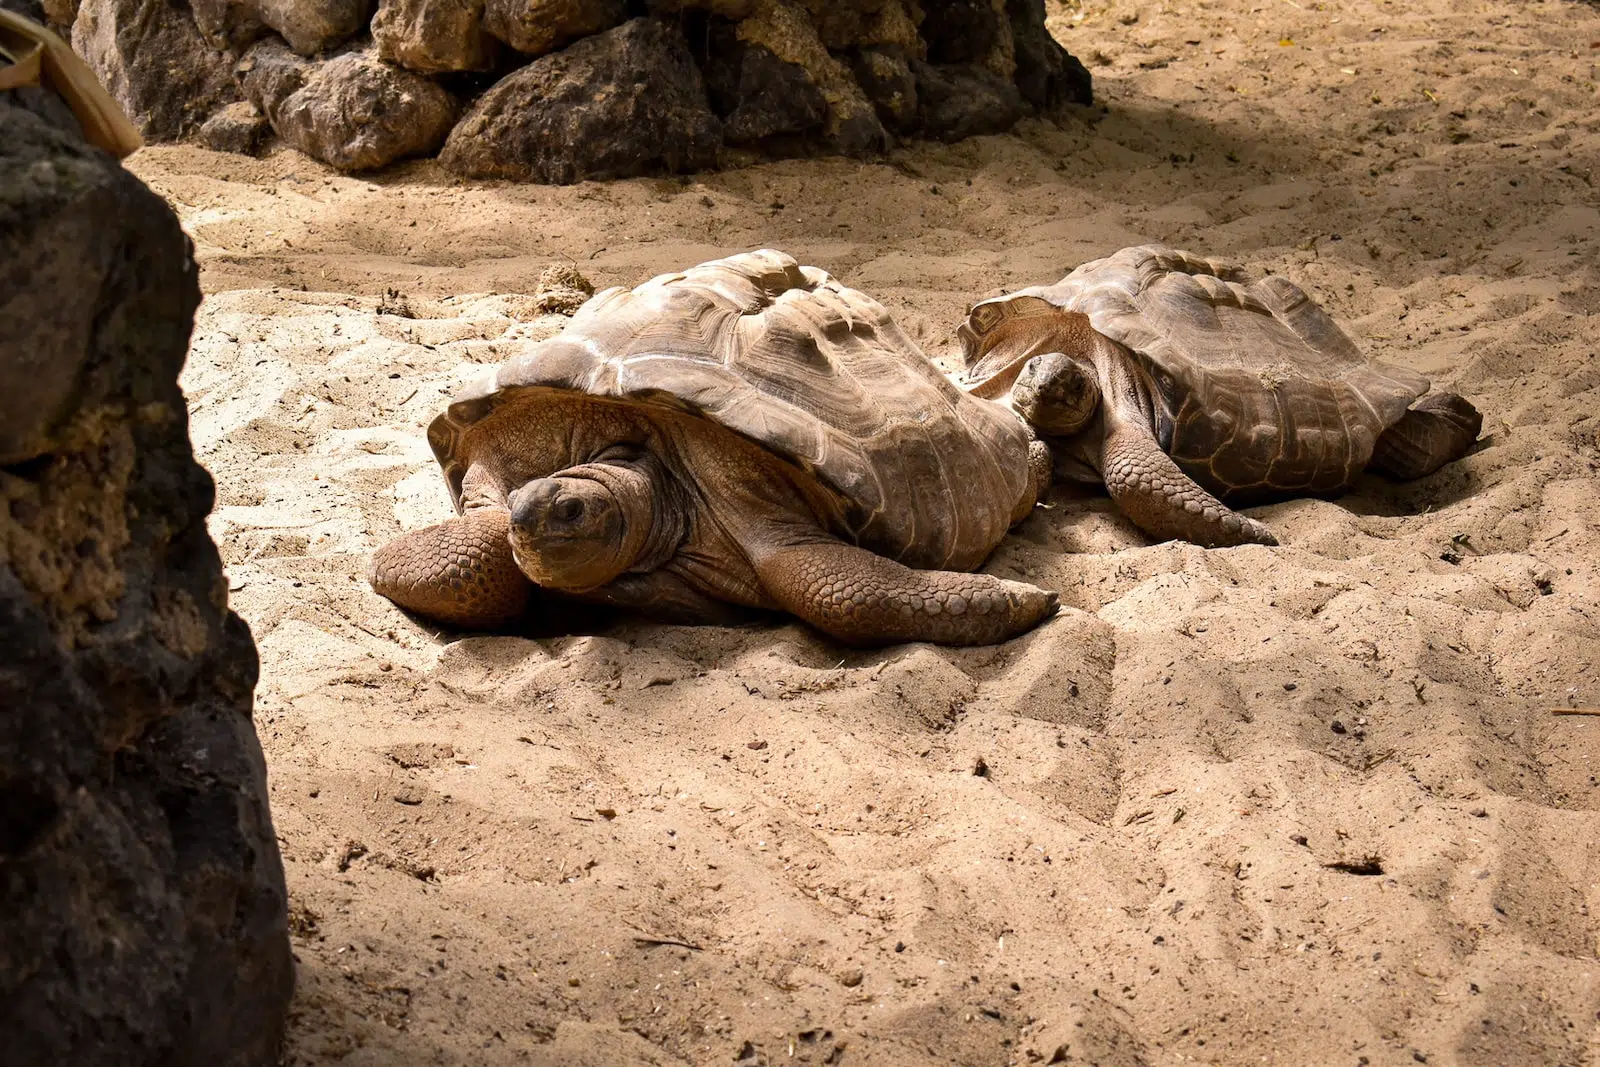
[959, 245, 1484, 548]
[370, 249, 1058, 647]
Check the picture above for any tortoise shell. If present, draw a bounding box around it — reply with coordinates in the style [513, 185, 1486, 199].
[961, 245, 1432, 500]
[429, 249, 1035, 571]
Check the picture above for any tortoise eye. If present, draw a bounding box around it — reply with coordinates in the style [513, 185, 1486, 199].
[554, 497, 584, 522]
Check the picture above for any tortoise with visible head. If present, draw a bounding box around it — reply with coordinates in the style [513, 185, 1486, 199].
[371, 249, 1058, 647]
[959, 245, 1483, 548]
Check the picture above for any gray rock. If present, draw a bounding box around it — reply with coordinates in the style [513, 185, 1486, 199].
[372, 0, 498, 72]
[70, 0, 239, 139]
[911, 58, 1025, 142]
[442, 17, 720, 183]
[197, 100, 272, 154]
[241, 40, 458, 171]
[482, 0, 624, 57]
[1007, 0, 1091, 109]
[0, 93, 291, 1067]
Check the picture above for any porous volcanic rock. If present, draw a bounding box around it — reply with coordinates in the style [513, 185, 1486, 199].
[911, 57, 1027, 141]
[847, 45, 918, 133]
[63, 0, 1090, 177]
[731, 0, 887, 155]
[241, 39, 457, 171]
[481, 0, 624, 57]
[0, 89, 292, 1066]
[1007, 0, 1091, 109]
[371, 0, 497, 72]
[70, 0, 239, 138]
[699, 21, 827, 150]
[198, 99, 272, 154]
[440, 16, 721, 182]
[258, 0, 370, 54]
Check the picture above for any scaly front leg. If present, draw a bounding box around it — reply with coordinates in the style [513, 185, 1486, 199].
[1101, 422, 1278, 548]
[370, 508, 533, 628]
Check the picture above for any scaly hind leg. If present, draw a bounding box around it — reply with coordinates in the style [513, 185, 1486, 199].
[1367, 392, 1483, 481]
[370, 508, 533, 628]
[753, 540, 1058, 647]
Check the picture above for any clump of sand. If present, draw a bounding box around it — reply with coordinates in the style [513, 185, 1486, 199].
[132, 0, 1600, 1060]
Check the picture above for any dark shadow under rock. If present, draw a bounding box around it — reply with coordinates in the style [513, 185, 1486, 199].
[241, 39, 458, 171]
[441, 16, 720, 182]
[70, 0, 239, 139]
[0, 91, 291, 1067]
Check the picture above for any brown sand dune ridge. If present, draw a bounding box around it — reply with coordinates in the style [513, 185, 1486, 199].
[130, 0, 1600, 1060]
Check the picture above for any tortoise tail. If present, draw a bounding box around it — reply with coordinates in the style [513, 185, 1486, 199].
[1368, 392, 1483, 482]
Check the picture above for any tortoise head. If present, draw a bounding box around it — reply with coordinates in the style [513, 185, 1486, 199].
[1013, 352, 1100, 437]
[506, 451, 659, 592]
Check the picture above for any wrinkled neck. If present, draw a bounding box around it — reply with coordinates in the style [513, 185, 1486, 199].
[571, 451, 688, 576]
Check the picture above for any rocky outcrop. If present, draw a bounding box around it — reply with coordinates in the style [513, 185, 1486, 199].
[440, 17, 720, 182]
[62, 0, 1090, 178]
[69, 0, 238, 139]
[241, 39, 456, 171]
[0, 81, 291, 1067]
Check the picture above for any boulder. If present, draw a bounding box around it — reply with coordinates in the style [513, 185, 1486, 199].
[198, 100, 272, 154]
[482, 0, 623, 56]
[731, 0, 885, 155]
[189, 0, 369, 55]
[255, 0, 370, 55]
[241, 40, 457, 171]
[371, 0, 497, 72]
[1007, 0, 1090, 109]
[70, 0, 239, 139]
[911, 58, 1025, 141]
[0, 88, 291, 1067]
[441, 17, 720, 183]
[846, 45, 917, 134]
[700, 21, 826, 148]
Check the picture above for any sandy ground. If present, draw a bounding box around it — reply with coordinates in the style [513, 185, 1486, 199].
[126, 0, 1600, 1061]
